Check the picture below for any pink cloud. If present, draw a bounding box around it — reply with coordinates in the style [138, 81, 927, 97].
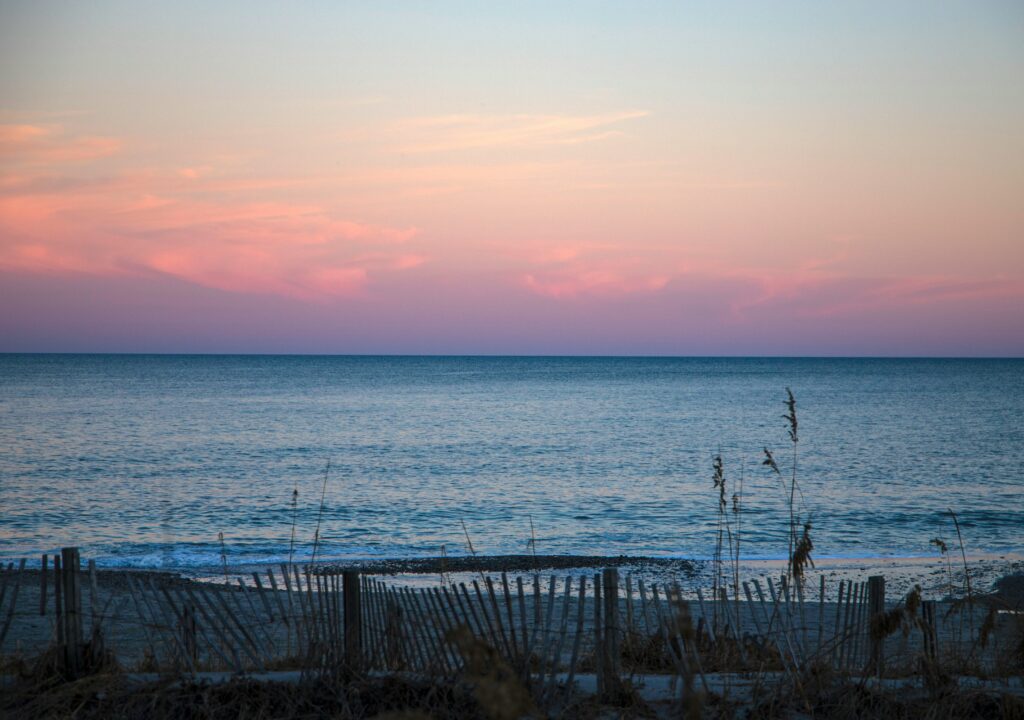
[515, 245, 1024, 329]
[177, 166, 213, 179]
[526, 245, 581, 264]
[0, 137, 422, 300]
[0, 124, 120, 164]
[522, 268, 670, 298]
[3, 116, 1021, 351]
[735, 273, 1024, 320]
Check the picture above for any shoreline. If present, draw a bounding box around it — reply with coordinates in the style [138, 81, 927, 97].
[5, 551, 1019, 601]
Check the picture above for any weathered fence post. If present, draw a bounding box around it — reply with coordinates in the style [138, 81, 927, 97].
[868, 575, 885, 675]
[39, 554, 48, 616]
[593, 573, 603, 696]
[601, 568, 623, 701]
[60, 547, 83, 676]
[921, 600, 937, 662]
[343, 571, 362, 673]
[0, 559, 26, 654]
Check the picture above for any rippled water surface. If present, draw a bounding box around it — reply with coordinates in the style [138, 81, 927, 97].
[1, 355, 1022, 570]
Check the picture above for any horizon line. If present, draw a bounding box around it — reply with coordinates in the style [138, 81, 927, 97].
[2, 352, 1022, 360]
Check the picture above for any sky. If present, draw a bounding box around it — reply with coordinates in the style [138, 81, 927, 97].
[1, 1, 1022, 355]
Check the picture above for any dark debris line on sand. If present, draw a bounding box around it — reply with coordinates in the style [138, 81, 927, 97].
[320, 554, 702, 577]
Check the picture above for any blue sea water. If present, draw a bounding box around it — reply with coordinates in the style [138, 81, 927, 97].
[0, 355, 1021, 571]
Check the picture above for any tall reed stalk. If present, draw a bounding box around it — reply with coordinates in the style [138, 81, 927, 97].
[461, 519, 487, 584]
[218, 531, 229, 582]
[783, 388, 799, 581]
[310, 459, 331, 567]
[287, 480, 299, 567]
[949, 508, 975, 643]
[528, 515, 538, 573]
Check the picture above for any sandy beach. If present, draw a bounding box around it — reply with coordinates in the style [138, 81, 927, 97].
[3, 553, 1022, 668]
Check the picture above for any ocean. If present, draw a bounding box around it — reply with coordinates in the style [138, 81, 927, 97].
[1, 355, 1021, 572]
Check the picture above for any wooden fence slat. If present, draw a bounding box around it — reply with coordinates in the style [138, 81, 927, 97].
[407, 586, 451, 674]
[297, 566, 315, 647]
[670, 583, 710, 694]
[209, 585, 266, 671]
[440, 586, 465, 634]
[501, 572, 520, 665]
[168, 586, 228, 671]
[399, 587, 439, 673]
[517, 575, 530, 672]
[838, 581, 856, 670]
[342, 571, 361, 672]
[430, 587, 464, 672]
[150, 580, 193, 670]
[543, 576, 573, 702]
[649, 584, 688, 678]
[156, 583, 198, 674]
[637, 579, 652, 638]
[852, 581, 869, 669]
[471, 580, 502, 652]
[377, 583, 399, 670]
[363, 577, 382, 668]
[562, 576, 587, 706]
[695, 587, 715, 648]
[251, 572, 275, 623]
[484, 577, 513, 661]
[750, 579, 773, 636]
[721, 586, 748, 664]
[60, 547, 83, 675]
[375, 579, 395, 668]
[530, 574, 542, 659]
[601, 568, 621, 698]
[831, 580, 846, 665]
[232, 579, 274, 659]
[279, 563, 300, 650]
[448, 583, 478, 638]
[535, 575, 558, 686]
[742, 581, 765, 637]
[394, 587, 428, 672]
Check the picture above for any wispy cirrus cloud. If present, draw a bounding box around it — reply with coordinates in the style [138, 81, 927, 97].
[391, 110, 648, 153]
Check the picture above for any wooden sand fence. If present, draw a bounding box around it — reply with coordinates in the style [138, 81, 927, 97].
[1, 550, 1021, 697]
